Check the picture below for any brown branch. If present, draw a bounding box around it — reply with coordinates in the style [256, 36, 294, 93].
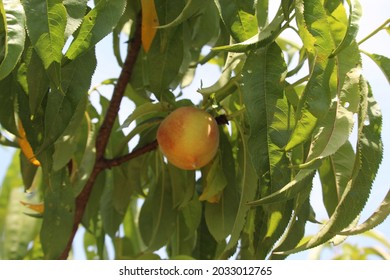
[103, 140, 158, 169]
[58, 13, 143, 260]
[95, 21, 142, 160]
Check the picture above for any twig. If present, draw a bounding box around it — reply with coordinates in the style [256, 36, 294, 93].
[358, 18, 390, 45]
[58, 13, 142, 260]
[103, 140, 158, 169]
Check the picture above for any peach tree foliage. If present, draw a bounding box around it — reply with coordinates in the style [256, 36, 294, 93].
[0, 0, 389, 259]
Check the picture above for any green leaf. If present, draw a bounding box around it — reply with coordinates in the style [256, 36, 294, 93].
[24, 234, 44, 259]
[247, 169, 314, 206]
[52, 97, 88, 171]
[330, 217, 359, 246]
[255, 202, 293, 259]
[98, 116, 131, 237]
[112, 164, 133, 216]
[278, 80, 383, 255]
[241, 42, 290, 179]
[64, 0, 126, 61]
[3, 187, 41, 259]
[158, 0, 207, 29]
[82, 172, 105, 234]
[112, 0, 141, 66]
[63, 0, 88, 39]
[71, 111, 97, 196]
[118, 152, 152, 198]
[199, 154, 227, 202]
[190, 1, 220, 48]
[337, 45, 362, 112]
[281, 0, 293, 20]
[284, 109, 317, 152]
[139, 158, 177, 251]
[204, 128, 239, 242]
[295, 0, 335, 57]
[144, 28, 184, 97]
[168, 163, 195, 209]
[286, 59, 336, 151]
[100, 170, 126, 238]
[119, 200, 145, 258]
[199, 75, 239, 104]
[129, 0, 187, 96]
[364, 52, 390, 84]
[298, 103, 354, 169]
[236, 208, 256, 259]
[301, 43, 361, 171]
[40, 48, 96, 153]
[340, 189, 390, 235]
[181, 197, 202, 235]
[213, 0, 259, 43]
[213, 0, 241, 38]
[26, 48, 49, 116]
[40, 167, 75, 259]
[318, 141, 355, 217]
[241, 45, 302, 258]
[19, 150, 39, 191]
[230, 10, 258, 42]
[169, 198, 201, 257]
[193, 205, 218, 259]
[326, 3, 348, 44]
[0, 74, 19, 136]
[119, 102, 167, 130]
[107, 108, 130, 158]
[197, 52, 243, 96]
[330, 0, 362, 57]
[270, 189, 311, 259]
[0, 153, 22, 238]
[23, 0, 67, 87]
[212, 6, 285, 52]
[0, 0, 26, 80]
[218, 132, 258, 259]
[83, 230, 102, 260]
[255, 0, 268, 28]
[286, 0, 337, 150]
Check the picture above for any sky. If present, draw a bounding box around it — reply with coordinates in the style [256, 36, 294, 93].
[0, 0, 389, 259]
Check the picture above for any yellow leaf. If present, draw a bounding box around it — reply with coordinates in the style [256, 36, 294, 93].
[141, 0, 159, 52]
[17, 119, 40, 166]
[20, 201, 44, 214]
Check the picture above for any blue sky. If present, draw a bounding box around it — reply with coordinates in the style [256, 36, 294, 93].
[0, 0, 389, 259]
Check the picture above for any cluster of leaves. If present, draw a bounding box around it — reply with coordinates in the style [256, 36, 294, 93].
[0, 0, 389, 260]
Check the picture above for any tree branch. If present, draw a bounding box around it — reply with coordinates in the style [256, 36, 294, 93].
[58, 13, 142, 260]
[95, 23, 142, 160]
[103, 140, 158, 169]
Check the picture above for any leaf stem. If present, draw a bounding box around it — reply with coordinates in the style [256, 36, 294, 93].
[358, 18, 390, 45]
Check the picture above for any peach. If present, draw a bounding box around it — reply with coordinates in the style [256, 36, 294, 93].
[156, 106, 219, 170]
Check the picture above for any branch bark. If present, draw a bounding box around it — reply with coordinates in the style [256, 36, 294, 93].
[103, 140, 158, 169]
[58, 13, 143, 260]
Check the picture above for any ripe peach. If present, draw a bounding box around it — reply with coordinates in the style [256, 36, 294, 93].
[156, 106, 219, 170]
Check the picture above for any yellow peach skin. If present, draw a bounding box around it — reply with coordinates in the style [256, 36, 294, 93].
[157, 106, 219, 170]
